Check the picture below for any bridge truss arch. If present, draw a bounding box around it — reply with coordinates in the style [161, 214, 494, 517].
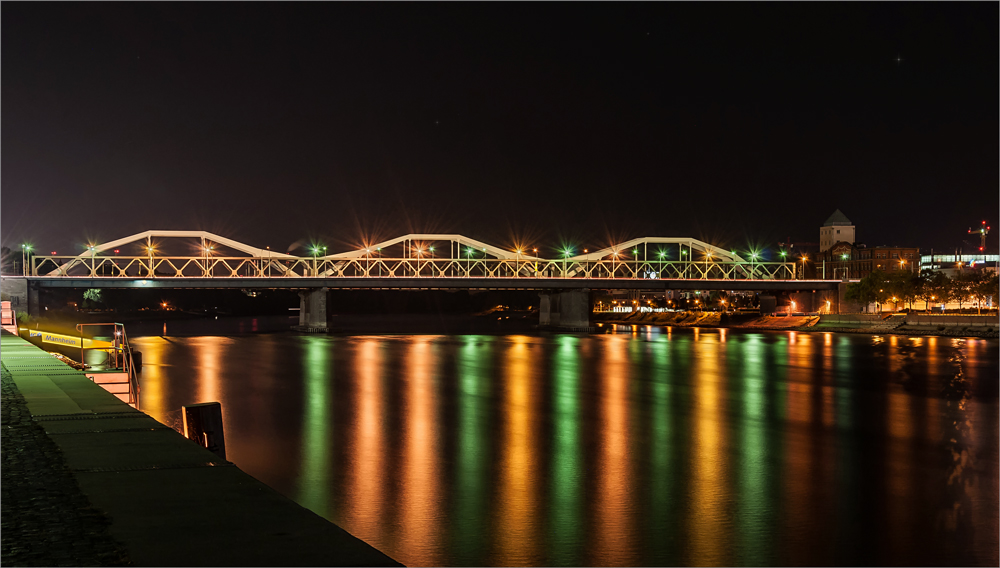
[32, 231, 796, 281]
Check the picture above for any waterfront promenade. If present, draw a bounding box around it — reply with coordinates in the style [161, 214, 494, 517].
[0, 330, 400, 566]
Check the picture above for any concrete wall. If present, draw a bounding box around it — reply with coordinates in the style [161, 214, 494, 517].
[904, 314, 999, 328]
[0, 277, 37, 317]
[818, 314, 889, 325]
[539, 289, 591, 329]
[296, 287, 329, 332]
[1, 277, 27, 309]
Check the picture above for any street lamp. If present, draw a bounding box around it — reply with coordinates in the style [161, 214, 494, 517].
[146, 245, 156, 278]
[21, 244, 33, 276]
[799, 254, 808, 280]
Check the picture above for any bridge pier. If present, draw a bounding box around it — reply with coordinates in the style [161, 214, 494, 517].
[0, 277, 36, 319]
[539, 289, 592, 331]
[294, 288, 329, 332]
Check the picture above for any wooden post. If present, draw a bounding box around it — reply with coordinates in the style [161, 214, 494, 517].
[182, 402, 226, 460]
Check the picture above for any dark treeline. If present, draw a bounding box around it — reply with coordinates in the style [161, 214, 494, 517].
[846, 269, 999, 313]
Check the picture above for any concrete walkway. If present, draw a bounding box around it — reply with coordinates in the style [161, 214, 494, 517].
[1, 330, 401, 566]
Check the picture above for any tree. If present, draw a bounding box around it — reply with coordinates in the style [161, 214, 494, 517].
[950, 271, 976, 311]
[82, 288, 103, 309]
[969, 271, 999, 314]
[0, 246, 14, 275]
[846, 270, 889, 312]
[884, 270, 920, 310]
[918, 269, 951, 311]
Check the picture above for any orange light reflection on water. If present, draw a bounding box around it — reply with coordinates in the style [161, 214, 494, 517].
[344, 339, 386, 544]
[135, 337, 167, 419]
[592, 336, 634, 565]
[687, 333, 730, 566]
[496, 336, 539, 564]
[398, 338, 441, 565]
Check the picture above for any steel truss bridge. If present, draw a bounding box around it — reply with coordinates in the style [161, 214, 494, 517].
[31, 230, 806, 285]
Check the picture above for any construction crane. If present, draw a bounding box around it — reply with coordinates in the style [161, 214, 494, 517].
[968, 221, 990, 252]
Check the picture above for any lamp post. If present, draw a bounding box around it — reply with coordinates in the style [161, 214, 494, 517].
[658, 250, 665, 279]
[533, 248, 538, 277]
[21, 244, 32, 276]
[680, 248, 687, 279]
[632, 248, 638, 278]
[147, 246, 155, 278]
[780, 250, 788, 279]
[799, 255, 808, 280]
[583, 249, 589, 278]
[563, 247, 572, 278]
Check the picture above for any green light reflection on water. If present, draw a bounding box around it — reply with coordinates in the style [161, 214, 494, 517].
[298, 335, 333, 515]
[649, 334, 675, 561]
[455, 335, 492, 563]
[549, 335, 583, 566]
[737, 333, 772, 565]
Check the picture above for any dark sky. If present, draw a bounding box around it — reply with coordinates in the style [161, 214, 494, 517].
[3, 3, 997, 258]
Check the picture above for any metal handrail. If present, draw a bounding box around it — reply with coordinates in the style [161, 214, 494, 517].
[75, 322, 139, 406]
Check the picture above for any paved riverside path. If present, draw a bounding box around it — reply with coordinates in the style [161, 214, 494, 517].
[1, 330, 401, 567]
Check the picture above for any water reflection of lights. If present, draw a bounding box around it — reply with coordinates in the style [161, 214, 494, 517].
[134, 337, 167, 419]
[688, 333, 729, 566]
[551, 336, 583, 565]
[344, 339, 385, 542]
[399, 337, 441, 564]
[594, 335, 634, 565]
[298, 336, 332, 515]
[497, 336, 538, 564]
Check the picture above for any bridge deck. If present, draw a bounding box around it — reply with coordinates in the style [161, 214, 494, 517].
[25, 276, 846, 291]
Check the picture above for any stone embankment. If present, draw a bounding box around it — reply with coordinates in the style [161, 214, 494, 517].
[0, 329, 401, 567]
[597, 311, 999, 338]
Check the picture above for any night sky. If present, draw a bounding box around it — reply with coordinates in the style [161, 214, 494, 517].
[3, 3, 997, 258]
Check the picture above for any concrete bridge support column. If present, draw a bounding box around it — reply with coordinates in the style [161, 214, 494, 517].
[294, 287, 329, 332]
[539, 288, 591, 331]
[0, 277, 29, 317]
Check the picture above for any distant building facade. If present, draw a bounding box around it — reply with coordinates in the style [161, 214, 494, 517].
[821, 241, 919, 280]
[819, 209, 855, 252]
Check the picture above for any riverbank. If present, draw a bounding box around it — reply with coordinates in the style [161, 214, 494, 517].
[595, 311, 1000, 338]
[0, 330, 401, 566]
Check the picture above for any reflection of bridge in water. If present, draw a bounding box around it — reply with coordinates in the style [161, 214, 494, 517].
[9, 230, 848, 330]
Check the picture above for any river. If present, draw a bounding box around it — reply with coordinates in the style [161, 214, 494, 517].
[127, 316, 998, 566]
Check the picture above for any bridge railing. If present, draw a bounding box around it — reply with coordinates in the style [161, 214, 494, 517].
[33, 255, 798, 280]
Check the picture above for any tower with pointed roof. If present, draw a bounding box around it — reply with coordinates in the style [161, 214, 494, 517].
[820, 209, 855, 252]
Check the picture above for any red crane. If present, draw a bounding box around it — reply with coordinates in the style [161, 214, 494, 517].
[968, 221, 990, 252]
